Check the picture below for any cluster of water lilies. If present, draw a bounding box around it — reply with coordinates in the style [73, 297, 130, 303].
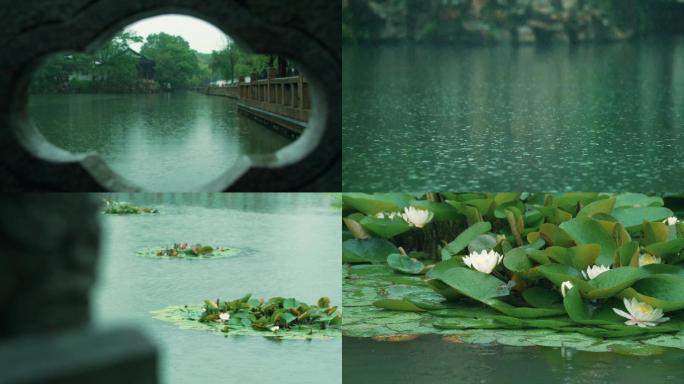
[197, 294, 341, 334]
[375, 206, 435, 228]
[342, 192, 684, 336]
[155, 242, 219, 257]
[103, 199, 158, 214]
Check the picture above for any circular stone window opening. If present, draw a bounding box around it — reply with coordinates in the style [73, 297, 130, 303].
[9, 5, 338, 191]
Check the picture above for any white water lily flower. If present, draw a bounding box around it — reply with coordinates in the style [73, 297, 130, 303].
[269, 326, 280, 332]
[401, 207, 434, 228]
[560, 281, 574, 298]
[638, 253, 661, 267]
[581, 265, 610, 280]
[664, 216, 679, 226]
[462, 250, 503, 274]
[613, 298, 669, 327]
[216, 312, 230, 323]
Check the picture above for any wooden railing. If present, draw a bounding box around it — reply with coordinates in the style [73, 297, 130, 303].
[238, 69, 311, 122]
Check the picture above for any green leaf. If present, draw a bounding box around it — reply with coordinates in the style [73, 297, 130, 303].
[343, 217, 370, 239]
[342, 193, 411, 215]
[467, 234, 497, 253]
[612, 206, 674, 230]
[373, 298, 425, 312]
[283, 298, 297, 309]
[409, 200, 460, 221]
[614, 193, 664, 208]
[559, 217, 617, 266]
[576, 197, 615, 219]
[562, 286, 615, 325]
[544, 244, 600, 270]
[436, 267, 509, 302]
[642, 221, 669, 245]
[503, 247, 533, 273]
[522, 287, 563, 309]
[387, 253, 425, 275]
[484, 299, 566, 318]
[644, 238, 684, 262]
[537, 264, 592, 292]
[443, 222, 492, 258]
[538, 223, 575, 247]
[281, 312, 297, 324]
[342, 238, 399, 264]
[585, 267, 642, 299]
[359, 216, 410, 238]
[623, 275, 684, 312]
[618, 241, 639, 267]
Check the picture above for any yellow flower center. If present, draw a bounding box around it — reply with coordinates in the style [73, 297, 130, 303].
[641, 255, 657, 265]
[635, 303, 653, 315]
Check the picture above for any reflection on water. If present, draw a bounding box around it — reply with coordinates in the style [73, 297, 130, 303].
[343, 37, 684, 191]
[92, 193, 340, 384]
[343, 335, 684, 384]
[28, 93, 292, 190]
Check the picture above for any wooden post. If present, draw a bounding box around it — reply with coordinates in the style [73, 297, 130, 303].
[267, 67, 276, 103]
[297, 75, 304, 110]
[251, 72, 257, 101]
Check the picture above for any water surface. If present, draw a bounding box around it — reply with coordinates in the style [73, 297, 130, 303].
[29, 93, 291, 190]
[92, 193, 341, 384]
[343, 37, 684, 191]
[344, 335, 684, 384]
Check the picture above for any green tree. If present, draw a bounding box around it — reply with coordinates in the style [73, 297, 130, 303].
[141, 33, 199, 89]
[91, 31, 142, 90]
[210, 43, 270, 82]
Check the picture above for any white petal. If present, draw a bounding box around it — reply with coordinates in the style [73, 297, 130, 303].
[613, 308, 632, 320]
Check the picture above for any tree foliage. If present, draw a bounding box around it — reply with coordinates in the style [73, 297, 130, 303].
[209, 44, 270, 82]
[30, 30, 275, 93]
[140, 33, 200, 89]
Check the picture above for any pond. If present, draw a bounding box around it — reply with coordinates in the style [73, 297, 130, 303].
[343, 335, 684, 384]
[342, 37, 684, 191]
[92, 193, 341, 384]
[28, 93, 292, 190]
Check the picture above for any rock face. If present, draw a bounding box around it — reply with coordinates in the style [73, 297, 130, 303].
[343, 0, 643, 44]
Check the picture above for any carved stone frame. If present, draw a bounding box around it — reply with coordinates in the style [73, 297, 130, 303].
[0, 0, 340, 191]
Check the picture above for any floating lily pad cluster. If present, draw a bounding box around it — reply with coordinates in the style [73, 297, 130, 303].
[136, 243, 239, 259]
[342, 192, 684, 355]
[153, 294, 342, 340]
[103, 199, 158, 215]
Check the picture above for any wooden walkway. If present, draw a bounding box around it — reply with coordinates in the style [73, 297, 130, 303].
[205, 69, 310, 138]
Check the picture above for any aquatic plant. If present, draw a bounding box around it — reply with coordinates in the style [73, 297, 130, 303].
[199, 294, 341, 332]
[342, 192, 684, 355]
[103, 199, 158, 214]
[136, 243, 239, 259]
[152, 294, 341, 340]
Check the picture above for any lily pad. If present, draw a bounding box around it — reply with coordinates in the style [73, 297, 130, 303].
[359, 216, 411, 238]
[343, 238, 399, 264]
[559, 217, 617, 266]
[152, 305, 340, 340]
[387, 253, 425, 275]
[442, 222, 492, 259]
[136, 245, 239, 259]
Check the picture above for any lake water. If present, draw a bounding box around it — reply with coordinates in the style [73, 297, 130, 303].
[343, 335, 684, 384]
[343, 37, 684, 191]
[28, 93, 292, 190]
[92, 193, 341, 384]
